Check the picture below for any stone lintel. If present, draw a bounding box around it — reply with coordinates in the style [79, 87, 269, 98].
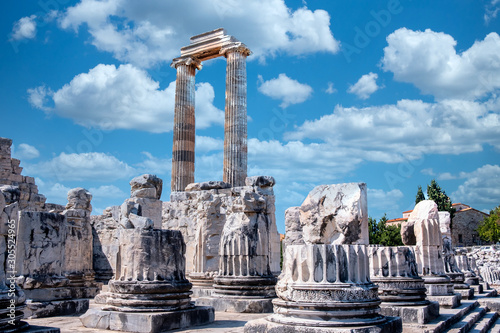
[170, 56, 202, 70]
[244, 316, 403, 333]
[80, 306, 215, 332]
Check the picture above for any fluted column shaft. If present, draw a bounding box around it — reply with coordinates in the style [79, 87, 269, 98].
[171, 60, 197, 192]
[222, 46, 250, 187]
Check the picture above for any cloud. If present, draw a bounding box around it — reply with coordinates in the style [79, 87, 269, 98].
[88, 185, 127, 198]
[28, 64, 223, 132]
[325, 82, 337, 94]
[347, 72, 381, 100]
[286, 98, 500, 161]
[196, 136, 224, 153]
[452, 164, 500, 206]
[367, 188, 404, 217]
[258, 74, 313, 108]
[13, 143, 40, 160]
[485, 0, 500, 24]
[135, 152, 171, 176]
[25, 152, 136, 182]
[382, 28, 500, 100]
[11, 15, 37, 40]
[421, 168, 456, 180]
[57, 0, 339, 67]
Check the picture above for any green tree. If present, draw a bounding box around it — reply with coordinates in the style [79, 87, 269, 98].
[415, 185, 425, 204]
[369, 214, 403, 246]
[426, 179, 456, 219]
[477, 205, 500, 243]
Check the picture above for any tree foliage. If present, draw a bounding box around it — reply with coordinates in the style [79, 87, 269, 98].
[477, 205, 500, 243]
[368, 214, 403, 246]
[426, 179, 455, 218]
[415, 185, 425, 205]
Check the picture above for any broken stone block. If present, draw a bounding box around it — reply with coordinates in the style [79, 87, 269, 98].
[245, 183, 402, 332]
[130, 174, 162, 200]
[185, 181, 231, 191]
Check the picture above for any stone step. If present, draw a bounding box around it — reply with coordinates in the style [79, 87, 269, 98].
[403, 300, 478, 333]
[488, 316, 500, 333]
[442, 305, 487, 333]
[469, 311, 499, 333]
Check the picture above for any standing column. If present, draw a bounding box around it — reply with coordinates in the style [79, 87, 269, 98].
[221, 44, 251, 187]
[171, 57, 201, 192]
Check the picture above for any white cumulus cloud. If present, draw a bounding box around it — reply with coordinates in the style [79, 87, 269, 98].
[13, 143, 40, 160]
[25, 152, 136, 182]
[57, 0, 339, 67]
[452, 164, 500, 207]
[11, 15, 37, 40]
[258, 74, 313, 108]
[382, 28, 500, 100]
[28, 64, 223, 132]
[348, 72, 381, 100]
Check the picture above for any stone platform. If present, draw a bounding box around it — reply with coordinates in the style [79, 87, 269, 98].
[243, 316, 402, 333]
[379, 301, 439, 324]
[196, 297, 274, 313]
[427, 293, 461, 309]
[24, 298, 89, 319]
[80, 306, 214, 333]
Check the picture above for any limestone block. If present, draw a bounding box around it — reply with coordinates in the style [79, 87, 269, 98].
[0, 185, 20, 204]
[299, 183, 368, 245]
[185, 181, 231, 191]
[91, 213, 120, 282]
[412, 200, 442, 247]
[15, 211, 69, 289]
[66, 188, 92, 211]
[130, 174, 162, 199]
[284, 206, 303, 246]
[245, 176, 275, 188]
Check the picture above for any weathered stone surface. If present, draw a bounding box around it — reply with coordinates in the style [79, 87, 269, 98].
[164, 182, 281, 278]
[283, 207, 303, 246]
[185, 181, 231, 191]
[299, 183, 368, 245]
[130, 174, 162, 200]
[65, 188, 91, 211]
[368, 246, 438, 324]
[245, 176, 275, 188]
[246, 183, 402, 332]
[91, 207, 120, 283]
[80, 306, 214, 333]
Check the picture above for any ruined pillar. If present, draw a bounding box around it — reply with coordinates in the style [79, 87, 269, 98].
[171, 57, 200, 192]
[221, 44, 251, 187]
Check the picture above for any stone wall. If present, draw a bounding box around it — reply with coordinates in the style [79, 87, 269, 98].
[163, 178, 281, 276]
[452, 209, 488, 246]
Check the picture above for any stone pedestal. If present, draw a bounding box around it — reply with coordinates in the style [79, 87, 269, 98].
[245, 183, 402, 332]
[369, 246, 439, 324]
[81, 227, 214, 332]
[405, 201, 461, 309]
[197, 180, 277, 312]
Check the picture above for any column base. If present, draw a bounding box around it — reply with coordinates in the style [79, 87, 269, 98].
[426, 294, 461, 308]
[379, 301, 439, 324]
[455, 286, 474, 300]
[196, 296, 274, 313]
[23, 298, 89, 318]
[244, 316, 402, 333]
[471, 284, 483, 294]
[80, 306, 214, 332]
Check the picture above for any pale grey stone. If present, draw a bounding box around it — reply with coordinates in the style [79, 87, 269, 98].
[130, 174, 162, 199]
[245, 176, 275, 188]
[299, 183, 368, 245]
[185, 181, 231, 191]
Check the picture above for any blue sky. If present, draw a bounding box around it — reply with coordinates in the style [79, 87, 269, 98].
[2, 0, 500, 233]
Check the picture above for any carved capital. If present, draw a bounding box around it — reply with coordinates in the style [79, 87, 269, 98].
[170, 56, 202, 70]
[220, 42, 251, 57]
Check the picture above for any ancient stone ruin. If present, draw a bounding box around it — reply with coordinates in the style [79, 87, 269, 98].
[171, 28, 251, 191]
[402, 200, 462, 309]
[81, 215, 214, 332]
[245, 183, 402, 332]
[368, 245, 439, 324]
